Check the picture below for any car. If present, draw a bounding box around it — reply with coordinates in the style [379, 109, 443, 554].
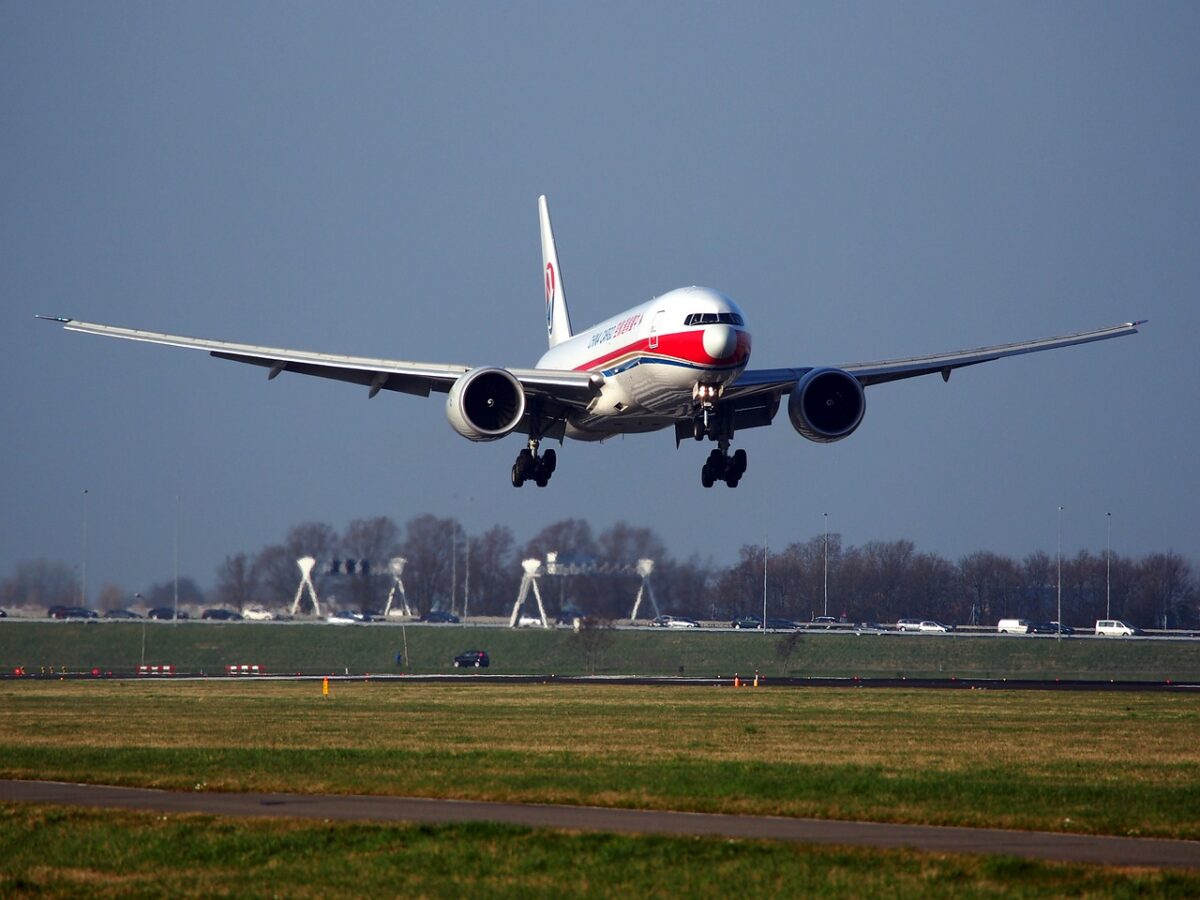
[242, 607, 274, 621]
[201, 608, 243, 621]
[0, 608, 7, 618]
[49, 606, 98, 620]
[517, 614, 545, 627]
[326, 610, 360, 624]
[422, 610, 461, 624]
[1096, 619, 1142, 636]
[764, 618, 799, 630]
[1028, 621, 1074, 636]
[730, 616, 762, 629]
[146, 607, 188, 620]
[103, 608, 141, 619]
[453, 650, 489, 668]
[652, 614, 699, 628]
[896, 618, 923, 632]
[917, 620, 952, 633]
[811, 616, 837, 628]
[854, 622, 885, 634]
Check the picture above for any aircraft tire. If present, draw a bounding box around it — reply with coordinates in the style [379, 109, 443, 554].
[543, 449, 557, 474]
[511, 464, 524, 488]
[701, 463, 715, 488]
[733, 448, 747, 474]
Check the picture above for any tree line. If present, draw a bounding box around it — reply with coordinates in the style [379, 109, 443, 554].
[1, 516, 1196, 628]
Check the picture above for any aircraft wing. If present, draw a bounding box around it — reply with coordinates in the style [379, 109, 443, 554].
[727, 319, 1144, 399]
[36, 317, 600, 407]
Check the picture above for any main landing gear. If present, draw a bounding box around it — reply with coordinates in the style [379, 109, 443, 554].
[690, 384, 747, 488]
[701, 446, 747, 488]
[512, 440, 556, 488]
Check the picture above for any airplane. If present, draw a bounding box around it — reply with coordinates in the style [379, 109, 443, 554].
[40, 195, 1143, 489]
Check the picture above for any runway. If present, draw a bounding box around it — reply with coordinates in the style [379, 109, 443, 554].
[3, 779, 1197, 870]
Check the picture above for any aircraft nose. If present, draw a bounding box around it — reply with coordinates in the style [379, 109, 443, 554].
[702, 324, 738, 359]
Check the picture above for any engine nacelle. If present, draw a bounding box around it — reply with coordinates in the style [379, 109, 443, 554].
[788, 367, 866, 443]
[445, 367, 526, 442]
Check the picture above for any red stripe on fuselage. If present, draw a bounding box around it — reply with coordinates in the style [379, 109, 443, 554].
[574, 330, 751, 373]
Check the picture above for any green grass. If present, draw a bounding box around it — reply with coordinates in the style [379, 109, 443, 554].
[2, 620, 1197, 680]
[3, 805, 1198, 899]
[2, 682, 1197, 839]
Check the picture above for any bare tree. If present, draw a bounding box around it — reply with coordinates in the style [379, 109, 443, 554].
[402, 514, 462, 616]
[0, 559, 79, 611]
[467, 525, 518, 616]
[339, 516, 400, 611]
[215, 552, 261, 612]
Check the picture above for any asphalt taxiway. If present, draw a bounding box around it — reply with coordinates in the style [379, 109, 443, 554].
[3, 779, 1197, 870]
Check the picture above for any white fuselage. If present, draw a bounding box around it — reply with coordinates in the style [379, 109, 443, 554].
[536, 287, 751, 440]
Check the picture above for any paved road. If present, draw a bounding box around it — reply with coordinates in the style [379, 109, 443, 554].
[3, 780, 1197, 870]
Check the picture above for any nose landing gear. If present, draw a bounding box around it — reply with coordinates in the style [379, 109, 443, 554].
[512, 440, 556, 488]
[701, 446, 747, 488]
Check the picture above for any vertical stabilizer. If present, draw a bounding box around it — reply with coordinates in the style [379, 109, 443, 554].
[539, 195, 573, 347]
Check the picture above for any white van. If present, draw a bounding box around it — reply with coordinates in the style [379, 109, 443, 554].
[997, 618, 1030, 635]
[1095, 619, 1140, 636]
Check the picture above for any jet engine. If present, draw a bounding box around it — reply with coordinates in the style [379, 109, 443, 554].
[787, 367, 866, 443]
[445, 367, 526, 441]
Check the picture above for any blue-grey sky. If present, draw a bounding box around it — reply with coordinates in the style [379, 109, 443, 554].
[3, 3, 1197, 598]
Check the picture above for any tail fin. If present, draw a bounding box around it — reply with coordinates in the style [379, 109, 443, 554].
[539, 195, 573, 347]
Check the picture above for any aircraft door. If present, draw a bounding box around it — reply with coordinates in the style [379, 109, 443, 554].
[648, 309, 666, 350]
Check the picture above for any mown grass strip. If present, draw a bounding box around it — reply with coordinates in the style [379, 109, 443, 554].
[3, 621, 1198, 680]
[2, 805, 1197, 899]
[1, 683, 1197, 839]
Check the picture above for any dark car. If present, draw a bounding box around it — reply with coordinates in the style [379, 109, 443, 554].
[147, 607, 189, 620]
[49, 606, 97, 620]
[453, 650, 489, 668]
[811, 616, 838, 628]
[104, 608, 141, 619]
[731, 616, 762, 629]
[0, 608, 7, 618]
[1031, 621, 1075, 636]
[764, 618, 799, 630]
[201, 608, 243, 621]
[422, 610, 460, 624]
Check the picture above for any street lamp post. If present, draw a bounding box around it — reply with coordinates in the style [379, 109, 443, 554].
[761, 541, 768, 629]
[1106, 512, 1112, 620]
[80, 489, 89, 608]
[823, 513, 829, 618]
[1056, 506, 1064, 641]
[173, 494, 180, 623]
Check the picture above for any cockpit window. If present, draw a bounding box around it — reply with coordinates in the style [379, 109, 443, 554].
[684, 312, 744, 327]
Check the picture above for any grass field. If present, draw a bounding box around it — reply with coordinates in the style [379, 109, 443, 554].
[4, 806, 1197, 899]
[2, 620, 1197, 680]
[3, 682, 1198, 896]
[2, 682, 1197, 839]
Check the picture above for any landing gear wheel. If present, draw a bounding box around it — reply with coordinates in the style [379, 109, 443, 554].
[699, 446, 747, 487]
[512, 446, 556, 487]
[724, 451, 744, 480]
[692, 419, 704, 441]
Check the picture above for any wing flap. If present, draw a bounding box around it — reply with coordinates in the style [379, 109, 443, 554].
[42, 317, 598, 407]
[728, 320, 1143, 399]
[843, 320, 1143, 386]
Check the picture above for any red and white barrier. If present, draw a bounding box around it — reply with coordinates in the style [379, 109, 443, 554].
[137, 664, 175, 676]
[224, 664, 263, 675]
